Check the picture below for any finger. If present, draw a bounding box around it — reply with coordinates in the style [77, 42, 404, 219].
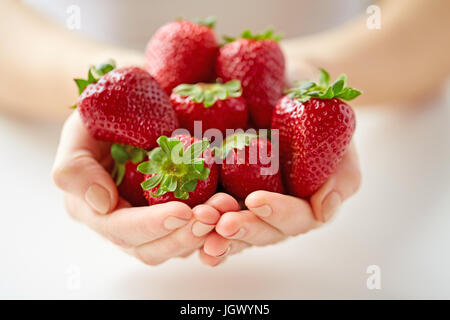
[191, 205, 221, 237]
[64, 194, 192, 247]
[310, 142, 362, 222]
[205, 192, 241, 213]
[199, 238, 249, 267]
[245, 191, 320, 236]
[202, 231, 232, 257]
[53, 112, 118, 214]
[198, 249, 225, 267]
[132, 219, 208, 266]
[179, 249, 196, 259]
[215, 211, 285, 245]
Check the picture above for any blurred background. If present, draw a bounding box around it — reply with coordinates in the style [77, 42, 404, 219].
[24, 0, 370, 51]
[1, 0, 450, 299]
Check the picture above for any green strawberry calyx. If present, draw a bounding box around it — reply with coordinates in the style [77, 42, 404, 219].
[110, 144, 146, 186]
[195, 16, 217, 28]
[213, 132, 258, 159]
[71, 59, 116, 108]
[287, 68, 362, 103]
[223, 29, 282, 44]
[137, 136, 211, 199]
[173, 80, 242, 108]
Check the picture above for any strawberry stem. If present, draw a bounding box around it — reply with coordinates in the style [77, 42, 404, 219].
[138, 136, 211, 199]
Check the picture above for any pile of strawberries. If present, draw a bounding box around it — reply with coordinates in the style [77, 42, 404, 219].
[73, 18, 360, 208]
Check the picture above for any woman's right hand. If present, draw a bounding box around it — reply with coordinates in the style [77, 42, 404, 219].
[52, 112, 219, 265]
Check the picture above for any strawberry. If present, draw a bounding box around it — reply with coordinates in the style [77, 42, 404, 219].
[74, 61, 178, 150]
[170, 80, 248, 136]
[216, 29, 285, 128]
[271, 69, 361, 197]
[215, 133, 284, 200]
[110, 144, 147, 207]
[137, 135, 218, 207]
[145, 18, 219, 94]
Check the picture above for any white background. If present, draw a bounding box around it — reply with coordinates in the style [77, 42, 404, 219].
[1, 86, 449, 299]
[2, 0, 449, 299]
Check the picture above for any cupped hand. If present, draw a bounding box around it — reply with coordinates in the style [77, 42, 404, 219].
[53, 112, 220, 265]
[198, 143, 361, 266]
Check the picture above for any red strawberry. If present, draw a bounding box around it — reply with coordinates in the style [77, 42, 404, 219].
[145, 18, 219, 94]
[170, 80, 248, 136]
[118, 162, 147, 207]
[216, 29, 285, 128]
[138, 135, 218, 207]
[271, 69, 360, 197]
[74, 61, 178, 150]
[110, 144, 147, 207]
[217, 133, 284, 200]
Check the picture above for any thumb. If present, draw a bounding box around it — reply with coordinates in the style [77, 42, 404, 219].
[310, 142, 362, 222]
[52, 112, 118, 214]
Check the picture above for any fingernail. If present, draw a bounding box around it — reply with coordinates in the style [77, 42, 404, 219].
[85, 184, 110, 214]
[164, 216, 189, 230]
[322, 192, 341, 222]
[250, 204, 272, 217]
[218, 245, 231, 257]
[228, 228, 246, 239]
[192, 221, 215, 237]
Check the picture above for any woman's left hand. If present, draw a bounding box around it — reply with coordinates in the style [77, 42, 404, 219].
[198, 142, 361, 266]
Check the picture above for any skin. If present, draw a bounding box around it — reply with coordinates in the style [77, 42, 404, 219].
[53, 113, 360, 266]
[198, 144, 360, 266]
[2, 0, 450, 120]
[4, 0, 447, 265]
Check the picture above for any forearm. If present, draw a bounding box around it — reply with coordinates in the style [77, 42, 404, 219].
[0, 0, 143, 121]
[282, 0, 450, 106]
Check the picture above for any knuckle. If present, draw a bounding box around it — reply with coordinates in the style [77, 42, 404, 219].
[178, 228, 201, 247]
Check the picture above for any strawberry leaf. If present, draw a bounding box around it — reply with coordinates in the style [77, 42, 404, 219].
[138, 135, 211, 200]
[215, 132, 258, 159]
[318, 69, 330, 88]
[141, 173, 163, 190]
[288, 68, 362, 102]
[240, 28, 282, 42]
[72, 60, 116, 103]
[196, 16, 216, 28]
[74, 79, 90, 95]
[111, 144, 130, 164]
[110, 143, 147, 186]
[336, 88, 362, 100]
[173, 80, 242, 108]
[137, 161, 159, 174]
